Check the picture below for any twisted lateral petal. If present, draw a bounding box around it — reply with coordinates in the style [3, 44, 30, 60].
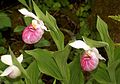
[17, 54, 23, 63]
[91, 48, 106, 60]
[1, 55, 13, 65]
[0, 66, 13, 76]
[69, 40, 91, 50]
[18, 8, 39, 21]
[8, 65, 21, 79]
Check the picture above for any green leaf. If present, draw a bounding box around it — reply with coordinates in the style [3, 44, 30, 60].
[52, 2, 61, 11]
[18, 0, 30, 10]
[9, 47, 31, 84]
[109, 15, 120, 21]
[38, 79, 45, 84]
[14, 26, 25, 33]
[53, 79, 56, 84]
[107, 59, 120, 84]
[32, 0, 64, 50]
[25, 49, 63, 80]
[0, 38, 6, 46]
[4, 79, 25, 84]
[114, 47, 120, 61]
[45, 11, 64, 50]
[45, 0, 54, 7]
[0, 12, 11, 29]
[34, 38, 50, 48]
[83, 36, 108, 48]
[0, 47, 7, 54]
[69, 55, 84, 84]
[92, 68, 112, 84]
[26, 61, 40, 84]
[97, 16, 115, 63]
[53, 45, 70, 84]
[23, 17, 32, 26]
[116, 63, 120, 84]
[32, 0, 46, 21]
[86, 79, 101, 84]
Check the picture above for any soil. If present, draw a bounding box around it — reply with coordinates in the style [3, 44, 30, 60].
[89, 0, 120, 43]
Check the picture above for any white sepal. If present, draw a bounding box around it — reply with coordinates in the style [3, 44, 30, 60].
[17, 54, 23, 63]
[1, 55, 13, 65]
[69, 40, 91, 50]
[18, 8, 39, 21]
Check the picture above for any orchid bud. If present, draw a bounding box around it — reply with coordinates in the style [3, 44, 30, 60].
[22, 24, 44, 44]
[80, 50, 99, 71]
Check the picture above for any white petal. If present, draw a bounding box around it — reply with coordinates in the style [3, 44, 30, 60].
[8, 65, 21, 79]
[92, 48, 106, 60]
[18, 8, 39, 21]
[1, 55, 13, 65]
[38, 20, 49, 31]
[0, 66, 13, 76]
[69, 40, 91, 50]
[17, 54, 23, 63]
[41, 25, 49, 31]
[32, 19, 49, 31]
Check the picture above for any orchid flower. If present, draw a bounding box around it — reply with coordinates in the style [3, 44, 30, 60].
[0, 54, 23, 78]
[69, 40, 105, 71]
[18, 8, 48, 44]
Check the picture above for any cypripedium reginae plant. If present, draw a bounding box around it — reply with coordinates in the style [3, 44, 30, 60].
[69, 40, 106, 71]
[0, 54, 23, 78]
[18, 8, 49, 44]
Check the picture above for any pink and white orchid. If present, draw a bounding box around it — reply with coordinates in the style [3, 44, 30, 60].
[0, 54, 23, 78]
[69, 40, 105, 71]
[18, 8, 48, 44]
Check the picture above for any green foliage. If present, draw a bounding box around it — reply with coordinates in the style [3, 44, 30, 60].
[34, 38, 50, 48]
[18, 0, 31, 10]
[0, 47, 7, 54]
[116, 64, 120, 84]
[32, 0, 64, 50]
[95, 16, 120, 84]
[69, 54, 84, 84]
[25, 45, 71, 84]
[97, 16, 115, 64]
[109, 15, 120, 21]
[14, 26, 25, 33]
[26, 61, 40, 84]
[39, 0, 69, 12]
[92, 68, 112, 84]
[23, 17, 32, 26]
[25, 49, 63, 80]
[83, 36, 108, 48]
[76, 3, 91, 39]
[53, 45, 70, 84]
[0, 12, 11, 29]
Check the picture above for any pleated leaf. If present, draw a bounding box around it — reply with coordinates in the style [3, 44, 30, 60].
[69, 55, 84, 84]
[25, 49, 63, 80]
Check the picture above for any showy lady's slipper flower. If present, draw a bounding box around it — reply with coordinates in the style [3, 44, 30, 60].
[19, 8, 48, 44]
[69, 40, 105, 71]
[0, 54, 23, 78]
